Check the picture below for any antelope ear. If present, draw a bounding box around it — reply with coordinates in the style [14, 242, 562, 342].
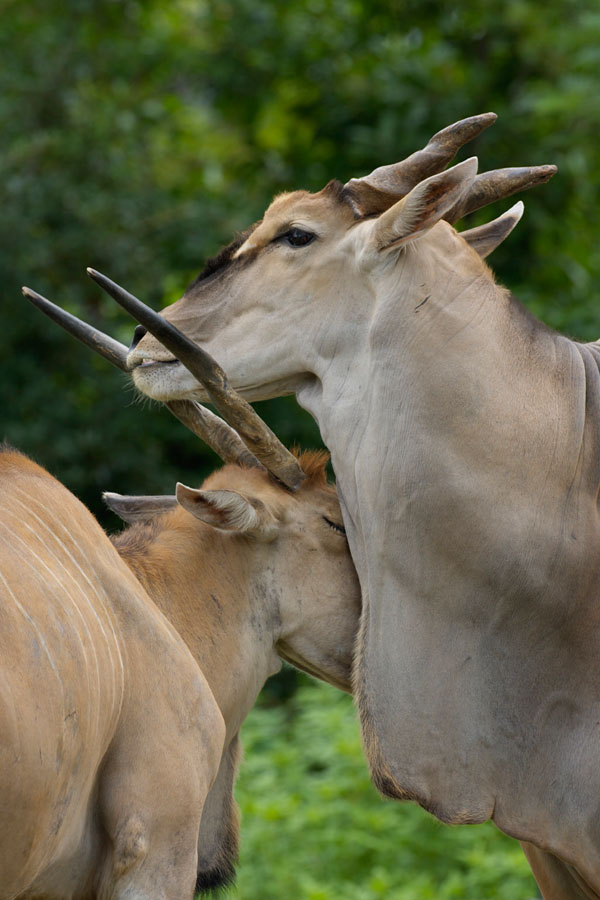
[369, 157, 478, 252]
[460, 201, 524, 258]
[175, 483, 278, 541]
[103, 492, 177, 524]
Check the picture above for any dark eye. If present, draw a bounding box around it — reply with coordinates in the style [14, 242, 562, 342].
[323, 515, 346, 535]
[281, 228, 316, 248]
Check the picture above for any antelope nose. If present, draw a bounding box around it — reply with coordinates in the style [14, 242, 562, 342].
[129, 324, 147, 352]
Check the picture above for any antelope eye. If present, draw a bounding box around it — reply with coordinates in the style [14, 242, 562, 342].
[282, 228, 316, 248]
[323, 516, 346, 535]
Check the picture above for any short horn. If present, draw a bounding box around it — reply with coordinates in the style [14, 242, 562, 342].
[444, 165, 557, 224]
[460, 201, 524, 258]
[22, 286, 129, 371]
[344, 113, 497, 216]
[22, 285, 264, 471]
[87, 268, 306, 491]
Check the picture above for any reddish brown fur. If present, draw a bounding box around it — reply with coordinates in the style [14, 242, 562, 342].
[291, 448, 330, 485]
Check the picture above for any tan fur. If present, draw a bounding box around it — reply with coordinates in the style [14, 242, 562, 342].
[0, 448, 225, 900]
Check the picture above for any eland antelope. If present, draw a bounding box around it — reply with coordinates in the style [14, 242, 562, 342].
[29, 111, 600, 897]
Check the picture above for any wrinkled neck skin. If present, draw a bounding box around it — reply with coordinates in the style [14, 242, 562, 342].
[297, 233, 600, 889]
[121, 532, 283, 744]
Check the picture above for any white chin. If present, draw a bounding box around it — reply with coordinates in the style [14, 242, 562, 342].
[131, 364, 209, 402]
[132, 362, 297, 404]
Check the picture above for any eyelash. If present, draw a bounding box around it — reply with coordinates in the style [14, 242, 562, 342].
[323, 516, 346, 535]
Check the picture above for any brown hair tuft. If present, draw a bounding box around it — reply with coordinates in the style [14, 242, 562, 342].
[294, 448, 330, 486]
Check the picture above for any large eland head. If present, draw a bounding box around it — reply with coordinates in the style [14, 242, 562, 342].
[97, 113, 555, 412]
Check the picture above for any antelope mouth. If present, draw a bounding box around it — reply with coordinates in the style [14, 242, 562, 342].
[130, 356, 211, 403]
[129, 357, 180, 370]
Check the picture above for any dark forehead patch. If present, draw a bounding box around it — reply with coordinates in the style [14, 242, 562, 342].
[187, 223, 260, 291]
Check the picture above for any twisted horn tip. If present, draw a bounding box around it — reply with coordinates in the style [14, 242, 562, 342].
[435, 112, 497, 140]
[469, 111, 497, 126]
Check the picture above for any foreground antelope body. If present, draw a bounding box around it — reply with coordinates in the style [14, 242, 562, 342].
[0, 447, 224, 900]
[106, 450, 360, 890]
[61, 113, 600, 897]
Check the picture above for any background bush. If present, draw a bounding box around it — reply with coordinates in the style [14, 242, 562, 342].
[3, 1, 598, 896]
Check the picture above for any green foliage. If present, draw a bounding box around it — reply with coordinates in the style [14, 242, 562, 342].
[224, 679, 538, 899]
